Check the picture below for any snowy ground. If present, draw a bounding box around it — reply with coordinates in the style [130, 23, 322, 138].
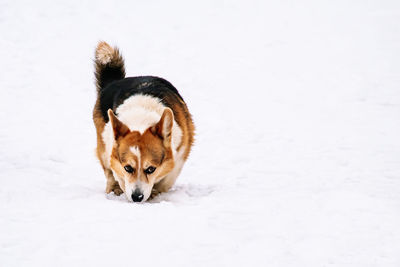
[1, 0, 400, 266]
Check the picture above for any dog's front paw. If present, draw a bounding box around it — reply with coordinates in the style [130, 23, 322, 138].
[105, 186, 113, 194]
[106, 182, 124, 196]
[149, 188, 160, 199]
[112, 185, 123, 196]
[113, 187, 123, 196]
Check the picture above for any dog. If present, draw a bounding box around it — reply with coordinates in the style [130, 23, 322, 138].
[92, 41, 194, 203]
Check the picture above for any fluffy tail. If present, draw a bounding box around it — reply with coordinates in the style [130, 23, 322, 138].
[94, 41, 126, 93]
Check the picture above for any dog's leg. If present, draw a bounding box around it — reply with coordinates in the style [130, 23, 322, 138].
[104, 169, 123, 196]
[152, 160, 184, 197]
[149, 188, 159, 199]
[152, 173, 178, 196]
[149, 177, 173, 199]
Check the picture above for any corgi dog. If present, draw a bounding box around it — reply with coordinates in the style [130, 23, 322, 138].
[92, 41, 194, 203]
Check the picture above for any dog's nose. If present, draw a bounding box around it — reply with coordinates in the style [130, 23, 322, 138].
[131, 189, 144, 202]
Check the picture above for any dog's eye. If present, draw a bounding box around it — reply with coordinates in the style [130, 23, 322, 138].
[144, 166, 156, 174]
[124, 165, 134, 173]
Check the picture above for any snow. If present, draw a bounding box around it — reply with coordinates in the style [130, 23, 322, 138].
[1, 0, 400, 266]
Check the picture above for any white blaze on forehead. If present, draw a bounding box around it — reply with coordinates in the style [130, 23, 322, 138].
[130, 146, 140, 157]
[130, 146, 141, 168]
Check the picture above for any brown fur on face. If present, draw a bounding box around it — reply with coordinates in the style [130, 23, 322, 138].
[108, 109, 175, 198]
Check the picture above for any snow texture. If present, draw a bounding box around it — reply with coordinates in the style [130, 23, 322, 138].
[1, 0, 400, 266]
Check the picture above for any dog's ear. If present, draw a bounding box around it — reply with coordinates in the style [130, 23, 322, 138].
[152, 108, 174, 146]
[108, 109, 130, 139]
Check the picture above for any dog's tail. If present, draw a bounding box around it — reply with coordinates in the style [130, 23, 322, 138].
[94, 41, 126, 93]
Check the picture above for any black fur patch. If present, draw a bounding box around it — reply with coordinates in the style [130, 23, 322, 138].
[99, 76, 185, 123]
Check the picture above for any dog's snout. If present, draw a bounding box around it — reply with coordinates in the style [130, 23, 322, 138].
[131, 189, 144, 202]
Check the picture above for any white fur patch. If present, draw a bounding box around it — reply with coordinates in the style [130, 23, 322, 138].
[130, 146, 140, 157]
[130, 146, 141, 169]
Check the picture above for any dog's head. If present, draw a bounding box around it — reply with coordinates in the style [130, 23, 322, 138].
[107, 108, 175, 203]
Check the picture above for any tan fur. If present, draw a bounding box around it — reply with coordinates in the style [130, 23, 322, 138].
[169, 99, 195, 160]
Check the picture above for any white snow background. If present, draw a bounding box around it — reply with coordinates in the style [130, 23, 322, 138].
[1, 0, 400, 266]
